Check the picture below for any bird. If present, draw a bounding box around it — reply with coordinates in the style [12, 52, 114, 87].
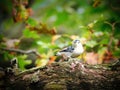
[56, 39, 84, 60]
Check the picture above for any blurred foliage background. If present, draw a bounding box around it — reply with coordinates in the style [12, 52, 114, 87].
[0, 0, 120, 70]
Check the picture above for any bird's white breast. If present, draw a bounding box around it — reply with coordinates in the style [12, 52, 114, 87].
[71, 45, 84, 58]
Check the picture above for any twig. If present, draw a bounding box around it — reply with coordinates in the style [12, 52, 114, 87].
[15, 65, 47, 79]
[0, 48, 41, 58]
[104, 21, 117, 51]
[110, 3, 120, 11]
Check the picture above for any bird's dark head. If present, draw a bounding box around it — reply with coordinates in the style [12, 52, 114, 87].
[73, 39, 80, 44]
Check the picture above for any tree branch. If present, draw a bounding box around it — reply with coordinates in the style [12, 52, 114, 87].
[0, 48, 41, 58]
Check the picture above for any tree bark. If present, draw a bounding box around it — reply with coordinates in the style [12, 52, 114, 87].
[0, 59, 120, 90]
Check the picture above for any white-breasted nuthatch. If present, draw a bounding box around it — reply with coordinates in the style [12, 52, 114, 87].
[56, 39, 84, 59]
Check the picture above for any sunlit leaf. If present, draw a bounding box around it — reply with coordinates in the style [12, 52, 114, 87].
[26, 18, 38, 27]
[85, 40, 98, 48]
[23, 28, 39, 38]
[47, 56, 56, 65]
[35, 58, 48, 67]
[51, 35, 61, 44]
[98, 47, 107, 64]
[17, 55, 32, 70]
[94, 31, 103, 37]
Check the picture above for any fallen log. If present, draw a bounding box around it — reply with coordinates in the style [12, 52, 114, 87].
[0, 59, 120, 90]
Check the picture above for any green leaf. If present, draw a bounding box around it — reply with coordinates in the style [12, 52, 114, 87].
[99, 38, 109, 45]
[55, 11, 69, 25]
[17, 55, 32, 70]
[113, 49, 120, 58]
[98, 47, 107, 54]
[26, 18, 38, 27]
[94, 31, 103, 37]
[85, 40, 98, 48]
[23, 28, 39, 38]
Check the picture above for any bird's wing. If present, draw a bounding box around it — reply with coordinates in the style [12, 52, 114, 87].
[59, 46, 74, 53]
